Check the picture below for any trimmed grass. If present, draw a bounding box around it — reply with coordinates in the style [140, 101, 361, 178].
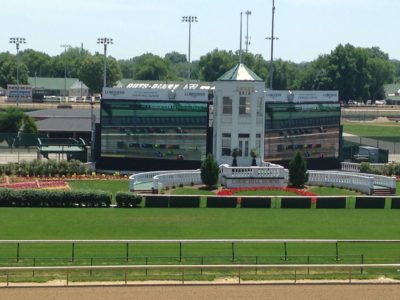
[308, 187, 361, 196]
[343, 123, 400, 140]
[169, 187, 215, 195]
[0, 208, 400, 263]
[68, 179, 128, 202]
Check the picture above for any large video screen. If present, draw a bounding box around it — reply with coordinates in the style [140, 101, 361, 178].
[264, 102, 341, 161]
[100, 100, 208, 161]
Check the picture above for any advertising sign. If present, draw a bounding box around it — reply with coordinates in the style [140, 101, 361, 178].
[7, 85, 32, 99]
[265, 90, 339, 102]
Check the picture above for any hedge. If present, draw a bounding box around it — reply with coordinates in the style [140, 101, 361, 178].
[0, 189, 111, 207]
[116, 192, 142, 208]
[206, 196, 237, 208]
[355, 197, 386, 209]
[169, 196, 200, 208]
[240, 197, 271, 208]
[281, 197, 311, 209]
[145, 195, 169, 208]
[316, 197, 346, 209]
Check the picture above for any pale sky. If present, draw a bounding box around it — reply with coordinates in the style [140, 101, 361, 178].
[1, 0, 399, 62]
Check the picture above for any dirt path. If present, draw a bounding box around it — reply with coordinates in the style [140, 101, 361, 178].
[1, 284, 400, 300]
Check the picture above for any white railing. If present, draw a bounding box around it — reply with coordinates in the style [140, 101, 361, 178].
[341, 162, 387, 173]
[153, 171, 202, 191]
[372, 174, 397, 189]
[308, 171, 374, 194]
[129, 170, 191, 191]
[220, 164, 287, 179]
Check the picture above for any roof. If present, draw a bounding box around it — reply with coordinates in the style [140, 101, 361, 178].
[384, 83, 400, 101]
[35, 118, 92, 132]
[27, 108, 100, 133]
[27, 108, 100, 122]
[217, 63, 264, 82]
[28, 77, 80, 90]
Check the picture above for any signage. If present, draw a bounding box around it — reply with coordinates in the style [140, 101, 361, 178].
[265, 90, 339, 102]
[7, 85, 32, 99]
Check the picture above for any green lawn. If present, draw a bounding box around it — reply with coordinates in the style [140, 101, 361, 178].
[308, 187, 361, 196]
[343, 123, 400, 140]
[68, 179, 128, 202]
[0, 207, 400, 263]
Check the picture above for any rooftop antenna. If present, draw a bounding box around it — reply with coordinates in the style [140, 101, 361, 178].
[239, 12, 243, 64]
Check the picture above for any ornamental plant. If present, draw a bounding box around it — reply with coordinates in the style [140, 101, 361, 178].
[200, 153, 220, 188]
[288, 151, 309, 188]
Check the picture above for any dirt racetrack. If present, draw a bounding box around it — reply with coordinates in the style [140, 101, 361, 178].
[1, 284, 400, 300]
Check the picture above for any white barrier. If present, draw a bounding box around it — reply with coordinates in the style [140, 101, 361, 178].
[153, 171, 202, 190]
[341, 162, 387, 173]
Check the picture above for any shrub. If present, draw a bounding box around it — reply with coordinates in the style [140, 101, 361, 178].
[116, 192, 142, 208]
[200, 153, 220, 188]
[0, 189, 111, 207]
[288, 151, 308, 188]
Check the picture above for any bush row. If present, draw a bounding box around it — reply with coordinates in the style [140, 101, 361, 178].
[359, 162, 400, 176]
[0, 159, 88, 177]
[115, 192, 142, 207]
[0, 189, 111, 207]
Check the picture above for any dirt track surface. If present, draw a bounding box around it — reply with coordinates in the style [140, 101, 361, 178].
[1, 284, 400, 300]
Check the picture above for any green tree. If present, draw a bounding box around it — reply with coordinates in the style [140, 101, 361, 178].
[0, 52, 29, 88]
[133, 54, 178, 81]
[198, 49, 236, 81]
[288, 151, 308, 188]
[20, 49, 52, 77]
[0, 107, 37, 147]
[79, 54, 122, 93]
[200, 153, 220, 188]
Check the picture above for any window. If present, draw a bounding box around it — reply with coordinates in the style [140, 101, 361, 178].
[223, 97, 232, 114]
[239, 97, 251, 115]
[221, 133, 231, 156]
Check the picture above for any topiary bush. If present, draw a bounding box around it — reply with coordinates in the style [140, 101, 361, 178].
[115, 192, 142, 208]
[0, 189, 111, 207]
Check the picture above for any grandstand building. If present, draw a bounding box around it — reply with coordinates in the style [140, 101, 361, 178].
[96, 64, 341, 171]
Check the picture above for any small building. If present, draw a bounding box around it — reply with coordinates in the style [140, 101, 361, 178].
[28, 77, 89, 98]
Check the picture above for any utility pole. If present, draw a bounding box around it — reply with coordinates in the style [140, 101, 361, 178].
[60, 44, 71, 101]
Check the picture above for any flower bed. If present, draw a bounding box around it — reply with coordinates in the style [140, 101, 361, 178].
[216, 186, 317, 197]
[0, 180, 68, 190]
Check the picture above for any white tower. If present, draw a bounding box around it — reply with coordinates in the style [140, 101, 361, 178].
[213, 63, 265, 166]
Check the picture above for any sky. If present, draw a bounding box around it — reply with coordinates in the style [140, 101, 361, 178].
[1, 0, 399, 63]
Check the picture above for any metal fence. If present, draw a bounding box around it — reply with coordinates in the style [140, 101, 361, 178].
[1, 263, 400, 287]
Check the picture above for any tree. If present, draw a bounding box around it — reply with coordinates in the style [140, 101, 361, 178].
[133, 53, 177, 81]
[20, 49, 52, 77]
[0, 107, 37, 147]
[198, 49, 236, 81]
[200, 153, 220, 188]
[79, 54, 122, 93]
[165, 51, 187, 64]
[288, 151, 308, 188]
[0, 52, 29, 88]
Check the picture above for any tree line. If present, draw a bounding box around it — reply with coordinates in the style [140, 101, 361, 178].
[1, 43, 399, 101]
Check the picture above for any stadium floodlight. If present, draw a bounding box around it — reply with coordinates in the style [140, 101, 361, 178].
[9, 37, 27, 106]
[266, 0, 278, 90]
[97, 38, 113, 89]
[60, 44, 71, 101]
[245, 10, 252, 52]
[182, 16, 198, 89]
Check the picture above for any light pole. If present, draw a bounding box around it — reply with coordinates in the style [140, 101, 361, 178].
[9, 37, 26, 106]
[97, 37, 113, 89]
[182, 16, 198, 89]
[266, 0, 278, 90]
[245, 10, 252, 52]
[60, 44, 71, 101]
